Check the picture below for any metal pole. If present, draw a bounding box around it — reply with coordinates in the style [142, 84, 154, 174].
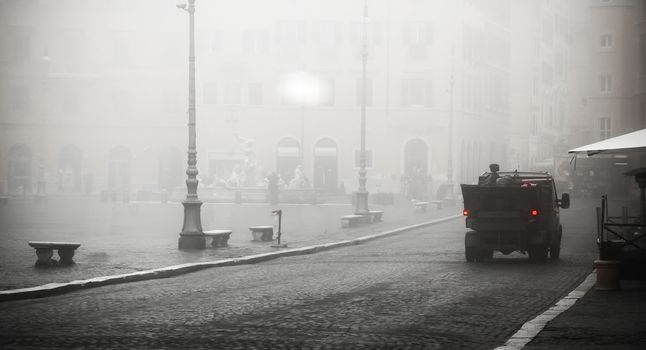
[301, 103, 305, 167]
[355, 0, 369, 215]
[36, 52, 50, 202]
[178, 0, 205, 250]
[447, 42, 455, 187]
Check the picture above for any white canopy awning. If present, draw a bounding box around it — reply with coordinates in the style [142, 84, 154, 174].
[568, 128, 646, 156]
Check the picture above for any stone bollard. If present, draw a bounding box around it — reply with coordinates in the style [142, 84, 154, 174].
[594, 260, 621, 290]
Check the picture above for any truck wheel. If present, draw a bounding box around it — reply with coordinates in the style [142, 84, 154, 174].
[549, 244, 560, 260]
[465, 246, 476, 262]
[465, 231, 478, 262]
[529, 246, 548, 263]
[550, 227, 562, 261]
[477, 249, 493, 262]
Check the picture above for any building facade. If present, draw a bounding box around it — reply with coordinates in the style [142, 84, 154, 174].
[584, 0, 646, 141]
[509, 0, 584, 172]
[1, 0, 590, 200]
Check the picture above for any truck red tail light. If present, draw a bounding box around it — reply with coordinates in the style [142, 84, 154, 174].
[463, 209, 469, 216]
[530, 209, 539, 216]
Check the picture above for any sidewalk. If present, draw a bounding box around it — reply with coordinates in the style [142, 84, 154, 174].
[522, 277, 646, 349]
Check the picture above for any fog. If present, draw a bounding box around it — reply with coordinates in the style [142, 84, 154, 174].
[1, 0, 644, 199]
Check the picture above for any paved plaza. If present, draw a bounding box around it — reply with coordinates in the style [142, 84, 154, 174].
[0, 194, 454, 290]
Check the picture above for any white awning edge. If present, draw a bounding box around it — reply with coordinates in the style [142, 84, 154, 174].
[567, 128, 646, 156]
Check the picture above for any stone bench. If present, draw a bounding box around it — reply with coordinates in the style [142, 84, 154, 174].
[203, 230, 232, 248]
[28, 241, 81, 267]
[430, 200, 443, 210]
[414, 201, 429, 213]
[366, 210, 384, 222]
[249, 226, 274, 242]
[341, 214, 363, 228]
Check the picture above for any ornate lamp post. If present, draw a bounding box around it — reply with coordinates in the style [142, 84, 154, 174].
[35, 50, 50, 203]
[354, 0, 370, 215]
[446, 2, 460, 202]
[447, 42, 455, 187]
[177, 0, 205, 250]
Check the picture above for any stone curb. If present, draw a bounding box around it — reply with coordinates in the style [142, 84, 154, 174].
[0, 214, 462, 303]
[493, 271, 597, 350]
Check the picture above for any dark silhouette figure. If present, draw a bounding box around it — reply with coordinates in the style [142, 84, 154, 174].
[485, 163, 500, 186]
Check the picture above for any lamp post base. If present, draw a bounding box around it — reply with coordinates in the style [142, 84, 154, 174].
[178, 234, 206, 250]
[178, 200, 205, 250]
[354, 190, 370, 215]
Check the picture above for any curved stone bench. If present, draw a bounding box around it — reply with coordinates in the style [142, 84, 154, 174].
[28, 241, 81, 267]
[249, 226, 274, 242]
[414, 201, 429, 213]
[203, 230, 232, 248]
[367, 210, 384, 222]
[429, 200, 443, 210]
[341, 214, 363, 228]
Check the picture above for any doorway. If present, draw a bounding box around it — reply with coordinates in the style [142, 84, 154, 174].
[313, 138, 338, 191]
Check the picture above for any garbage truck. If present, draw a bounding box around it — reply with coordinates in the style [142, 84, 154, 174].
[460, 170, 570, 263]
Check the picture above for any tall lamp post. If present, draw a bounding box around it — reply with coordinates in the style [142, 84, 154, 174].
[177, 0, 205, 250]
[446, 2, 460, 202]
[446, 41, 455, 188]
[300, 103, 305, 167]
[354, 0, 370, 215]
[36, 50, 50, 202]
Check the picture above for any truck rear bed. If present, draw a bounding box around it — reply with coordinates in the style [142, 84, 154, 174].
[461, 184, 540, 231]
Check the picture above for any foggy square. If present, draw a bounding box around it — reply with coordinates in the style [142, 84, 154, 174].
[1, 0, 645, 349]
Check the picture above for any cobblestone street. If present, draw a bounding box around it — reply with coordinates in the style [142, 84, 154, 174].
[0, 201, 598, 349]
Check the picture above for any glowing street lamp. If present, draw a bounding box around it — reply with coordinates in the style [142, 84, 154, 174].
[278, 71, 325, 167]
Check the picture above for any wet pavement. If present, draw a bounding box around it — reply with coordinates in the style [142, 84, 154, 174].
[0, 194, 456, 290]
[0, 205, 596, 349]
[2, 195, 645, 349]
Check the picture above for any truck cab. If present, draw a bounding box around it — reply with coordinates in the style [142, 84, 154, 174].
[461, 171, 570, 263]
